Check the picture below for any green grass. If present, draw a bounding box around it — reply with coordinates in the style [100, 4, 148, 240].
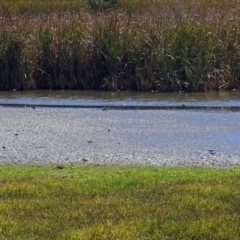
[0, 165, 239, 239]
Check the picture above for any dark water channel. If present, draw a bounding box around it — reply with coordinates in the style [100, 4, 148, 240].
[1, 90, 240, 109]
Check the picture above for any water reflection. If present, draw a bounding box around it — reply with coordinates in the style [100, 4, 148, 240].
[0, 90, 240, 106]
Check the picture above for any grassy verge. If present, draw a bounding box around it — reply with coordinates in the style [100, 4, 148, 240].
[0, 0, 240, 91]
[0, 165, 239, 239]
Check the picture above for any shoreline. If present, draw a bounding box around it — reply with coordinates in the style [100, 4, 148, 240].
[1, 107, 240, 167]
[2, 103, 240, 111]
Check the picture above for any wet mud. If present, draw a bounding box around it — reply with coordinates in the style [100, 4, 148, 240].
[0, 107, 240, 167]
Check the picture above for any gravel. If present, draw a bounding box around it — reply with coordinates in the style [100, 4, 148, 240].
[1, 106, 240, 167]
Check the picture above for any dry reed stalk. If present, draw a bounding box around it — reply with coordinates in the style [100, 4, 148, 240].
[0, 0, 240, 91]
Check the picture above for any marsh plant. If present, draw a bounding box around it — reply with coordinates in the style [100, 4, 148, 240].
[89, 0, 118, 12]
[0, 0, 240, 91]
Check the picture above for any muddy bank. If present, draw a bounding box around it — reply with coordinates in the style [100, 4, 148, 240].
[0, 107, 240, 167]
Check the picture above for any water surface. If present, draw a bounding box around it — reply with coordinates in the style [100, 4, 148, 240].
[1, 90, 240, 107]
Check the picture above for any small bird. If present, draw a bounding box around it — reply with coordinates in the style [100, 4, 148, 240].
[56, 165, 64, 169]
[82, 158, 88, 162]
[208, 150, 216, 155]
[87, 140, 93, 143]
[107, 128, 111, 133]
[2, 146, 6, 149]
[14, 133, 19, 136]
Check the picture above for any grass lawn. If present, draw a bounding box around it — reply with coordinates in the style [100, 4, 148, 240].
[0, 165, 239, 239]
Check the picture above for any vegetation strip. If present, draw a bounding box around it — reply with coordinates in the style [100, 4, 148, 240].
[0, 0, 240, 91]
[0, 165, 239, 239]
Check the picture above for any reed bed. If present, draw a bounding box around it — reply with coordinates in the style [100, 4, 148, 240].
[0, 0, 240, 91]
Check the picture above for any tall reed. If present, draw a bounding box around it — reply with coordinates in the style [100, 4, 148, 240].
[0, 0, 240, 91]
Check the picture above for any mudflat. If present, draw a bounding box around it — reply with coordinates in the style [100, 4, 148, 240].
[0, 107, 240, 167]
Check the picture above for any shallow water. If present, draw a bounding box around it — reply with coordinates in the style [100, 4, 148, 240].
[1, 90, 240, 107]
